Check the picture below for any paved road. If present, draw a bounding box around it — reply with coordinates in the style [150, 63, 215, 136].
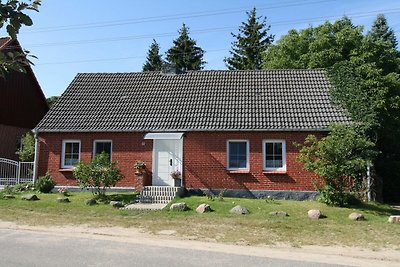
[0, 229, 346, 267]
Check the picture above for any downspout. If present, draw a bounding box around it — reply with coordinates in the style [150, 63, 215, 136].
[32, 129, 39, 184]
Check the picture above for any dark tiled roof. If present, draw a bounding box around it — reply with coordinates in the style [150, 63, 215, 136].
[36, 69, 350, 132]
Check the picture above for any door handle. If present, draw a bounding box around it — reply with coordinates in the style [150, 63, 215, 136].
[169, 159, 173, 166]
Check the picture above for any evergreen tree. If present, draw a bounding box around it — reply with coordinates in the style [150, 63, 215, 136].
[166, 24, 205, 71]
[367, 14, 398, 49]
[225, 8, 274, 70]
[142, 39, 163, 71]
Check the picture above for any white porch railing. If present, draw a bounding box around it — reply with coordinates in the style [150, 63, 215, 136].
[0, 158, 34, 186]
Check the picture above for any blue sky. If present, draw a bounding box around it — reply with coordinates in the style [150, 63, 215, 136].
[2, 0, 400, 97]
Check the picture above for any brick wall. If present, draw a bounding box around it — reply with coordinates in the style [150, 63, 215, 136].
[38, 131, 323, 191]
[0, 124, 30, 160]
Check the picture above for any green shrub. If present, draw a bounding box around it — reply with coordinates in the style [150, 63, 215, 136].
[73, 152, 123, 197]
[3, 185, 15, 195]
[36, 172, 56, 193]
[14, 182, 34, 192]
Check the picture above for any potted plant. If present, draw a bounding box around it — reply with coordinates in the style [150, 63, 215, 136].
[134, 161, 146, 176]
[170, 170, 182, 187]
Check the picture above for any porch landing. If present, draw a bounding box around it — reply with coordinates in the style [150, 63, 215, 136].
[124, 203, 168, 210]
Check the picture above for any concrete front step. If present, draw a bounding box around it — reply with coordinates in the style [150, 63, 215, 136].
[139, 186, 183, 204]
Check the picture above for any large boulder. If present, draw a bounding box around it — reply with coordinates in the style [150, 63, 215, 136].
[110, 201, 124, 208]
[388, 216, 400, 223]
[269, 211, 289, 217]
[349, 212, 364, 221]
[56, 197, 70, 203]
[170, 202, 187, 211]
[230, 205, 249, 215]
[308, 209, 322, 219]
[196, 203, 212, 213]
[85, 198, 97, 206]
[21, 194, 39, 201]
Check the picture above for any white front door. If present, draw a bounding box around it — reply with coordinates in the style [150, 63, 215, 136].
[153, 139, 183, 186]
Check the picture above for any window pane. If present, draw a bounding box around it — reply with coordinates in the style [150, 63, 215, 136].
[274, 143, 282, 155]
[266, 143, 273, 154]
[228, 141, 247, 169]
[65, 143, 72, 154]
[265, 141, 284, 169]
[95, 141, 112, 160]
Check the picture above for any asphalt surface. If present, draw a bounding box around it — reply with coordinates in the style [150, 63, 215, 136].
[0, 229, 348, 267]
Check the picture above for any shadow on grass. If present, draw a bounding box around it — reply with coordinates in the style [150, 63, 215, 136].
[350, 202, 400, 216]
[107, 193, 138, 204]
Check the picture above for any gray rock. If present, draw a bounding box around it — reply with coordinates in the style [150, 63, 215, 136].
[56, 197, 70, 203]
[3, 194, 15, 199]
[85, 198, 97, 206]
[21, 194, 39, 201]
[349, 212, 364, 221]
[230, 205, 249, 215]
[269, 211, 289, 217]
[196, 203, 212, 213]
[170, 202, 187, 211]
[110, 201, 124, 208]
[308, 209, 322, 219]
[388, 215, 400, 223]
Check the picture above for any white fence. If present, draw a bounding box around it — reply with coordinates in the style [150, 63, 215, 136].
[0, 158, 34, 186]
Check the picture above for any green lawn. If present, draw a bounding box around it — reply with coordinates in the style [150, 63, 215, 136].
[0, 190, 399, 249]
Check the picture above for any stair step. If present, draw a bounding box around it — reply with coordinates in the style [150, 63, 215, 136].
[139, 186, 183, 204]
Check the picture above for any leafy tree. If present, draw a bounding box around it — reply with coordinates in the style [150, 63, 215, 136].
[264, 16, 400, 202]
[225, 8, 274, 70]
[73, 152, 123, 196]
[0, 0, 41, 78]
[16, 132, 35, 161]
[297, 125, 377, 206]
[166, 24, 205, 71]
[46, 96, 60, 107]
[367, 14, 398, 49]
[263, 17, 363, 69]
[143, 39, 163, 71]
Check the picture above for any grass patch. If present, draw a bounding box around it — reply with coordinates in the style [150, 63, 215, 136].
[0, 191, 399, 249]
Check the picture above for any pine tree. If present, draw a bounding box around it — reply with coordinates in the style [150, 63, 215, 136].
[225, 8, 274, 70]
[166, 24, 205, 71]
[367, 14, 398, 48]
[143, 39, 163, 71]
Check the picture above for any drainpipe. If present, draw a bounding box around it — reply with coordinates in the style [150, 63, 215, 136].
[32, 129, 39, 184]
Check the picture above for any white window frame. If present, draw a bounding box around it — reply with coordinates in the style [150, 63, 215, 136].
[262, 139, 286, 172]
[61, 140, 81, 169]
[226, 140, 250, 170]
[93, 140, 113, 161]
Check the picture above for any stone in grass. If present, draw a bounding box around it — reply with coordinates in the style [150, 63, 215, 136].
[269, 211, 289, 217]
[110, 201, 124, 208]
[230, 205, 249, 215]
[21, 194, 39, 201]
[308, 209, 322, 219]
[349, 212, 364, 221]
[3, 194, 15, 199]
[196, 203, 212, 213]
[170, 202, 187, 211]
[388, 216, 400, 223]
[85, 198, 97, 206]
[56, 197, 70, 203]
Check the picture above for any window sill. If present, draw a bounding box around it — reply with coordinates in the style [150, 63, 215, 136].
[227, 169, 250, 174]
[263, 171, 287, 174]
[59, 168, 74, 172]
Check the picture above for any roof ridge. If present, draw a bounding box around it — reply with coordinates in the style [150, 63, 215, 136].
[76, 68, 326, 76]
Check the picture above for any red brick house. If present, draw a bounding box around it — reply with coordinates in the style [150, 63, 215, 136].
[0, 37, 48, 160]
[35, 69, 349, 199]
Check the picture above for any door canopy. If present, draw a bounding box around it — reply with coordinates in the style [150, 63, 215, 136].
[144, 132, 184, 140]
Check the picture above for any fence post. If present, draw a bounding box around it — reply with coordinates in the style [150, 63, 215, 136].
[17, 162, 21, 184]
